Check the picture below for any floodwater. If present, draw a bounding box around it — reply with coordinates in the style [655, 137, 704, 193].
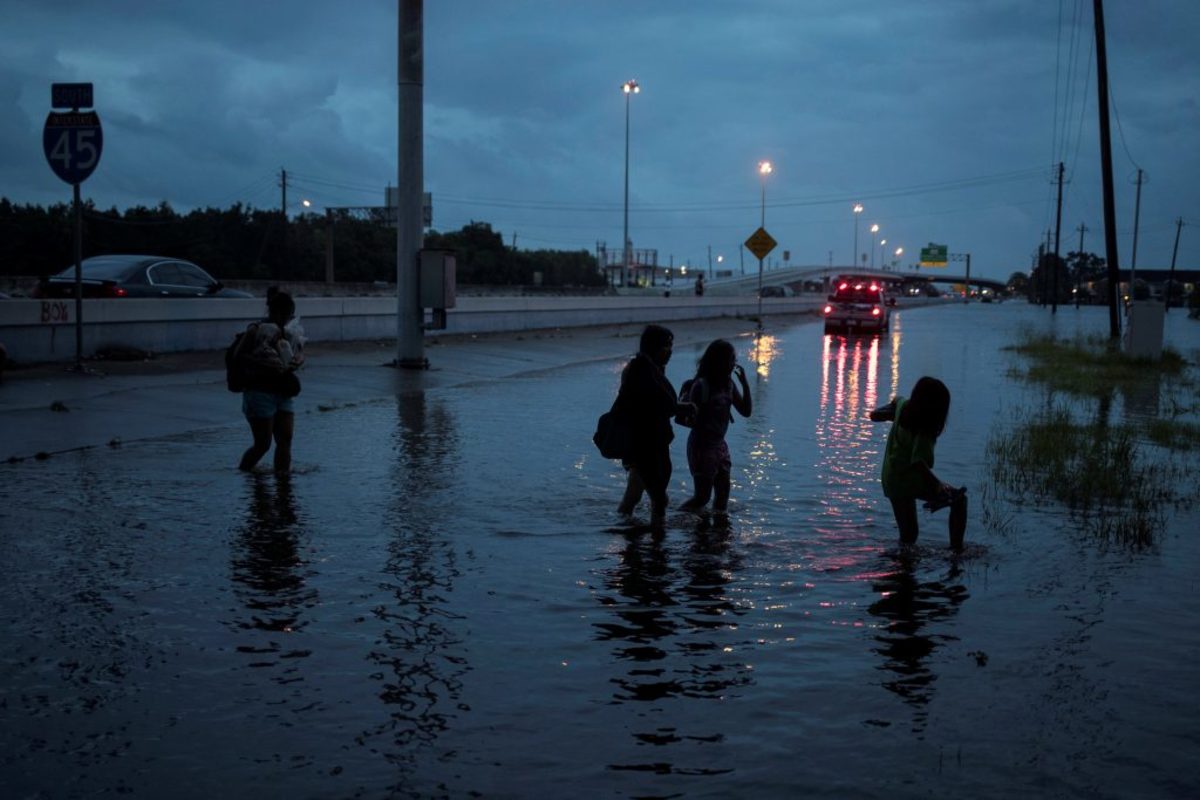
[2, 302, 1198, 799]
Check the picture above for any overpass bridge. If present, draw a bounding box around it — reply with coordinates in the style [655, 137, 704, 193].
[703, 265, 1007, 296]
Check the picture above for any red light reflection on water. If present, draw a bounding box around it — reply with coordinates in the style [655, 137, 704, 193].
[810, 328, 897, 577]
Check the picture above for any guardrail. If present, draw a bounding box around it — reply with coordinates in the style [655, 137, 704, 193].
[0, 294, 829, 365]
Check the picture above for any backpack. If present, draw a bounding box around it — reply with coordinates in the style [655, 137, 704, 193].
[224, 324, 255, 393]
[675, 377, 700, 427]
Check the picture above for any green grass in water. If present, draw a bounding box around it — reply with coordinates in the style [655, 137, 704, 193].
[1004, 332, 1187, 397]
[986, 406, 1176, 547]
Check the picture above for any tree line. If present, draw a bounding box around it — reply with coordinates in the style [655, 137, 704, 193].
[0, 199, 605, 287]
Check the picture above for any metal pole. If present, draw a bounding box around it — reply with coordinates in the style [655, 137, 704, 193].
[964, 253, 971, 304]
[396, 0, 426, 367]
[853, 207, 860, 269]
[1093, 0, 1122, 339]
[622, 89, 630, 289]
[73, 182, 82, 368]
[757, 174, 765, 327]
[324, 208, 335, 283]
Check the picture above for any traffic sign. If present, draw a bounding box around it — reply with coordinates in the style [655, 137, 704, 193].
[51, 82, 93, 110]
[43, 111, 103, 185]
[744, 227, 777, 261]
[920, 242, 948, 267]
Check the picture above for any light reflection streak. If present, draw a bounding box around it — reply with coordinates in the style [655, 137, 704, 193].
[810, 328, 894, 576]
[750, 333, 779, 379]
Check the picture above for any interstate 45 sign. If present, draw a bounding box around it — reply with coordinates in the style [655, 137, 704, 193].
[44, 82, 103, 186]
[44, 110, 103, 185]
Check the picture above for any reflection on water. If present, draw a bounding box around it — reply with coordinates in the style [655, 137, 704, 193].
[867, 554, 968, 733]
[809, 332, 891, 571]
[595, 518, 749, 774]
[361, 390, 469, 779]
[230, 473, 317, 671]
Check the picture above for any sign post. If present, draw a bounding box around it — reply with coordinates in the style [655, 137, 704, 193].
[43, 82, 103, 368]
[950, 252, 972, 303]
[744, 226, 777, 326]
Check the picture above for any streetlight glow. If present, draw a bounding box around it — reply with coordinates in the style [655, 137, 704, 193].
[623, 80, 640, 94]
[759, 160, 773, 176]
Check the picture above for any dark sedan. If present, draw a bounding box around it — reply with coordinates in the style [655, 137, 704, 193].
[36, 255, 253, 299]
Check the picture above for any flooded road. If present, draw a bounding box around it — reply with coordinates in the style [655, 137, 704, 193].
[3, 302, 1198, 798]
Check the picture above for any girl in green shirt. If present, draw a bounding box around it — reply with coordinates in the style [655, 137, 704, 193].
[870, 376, 967, 550]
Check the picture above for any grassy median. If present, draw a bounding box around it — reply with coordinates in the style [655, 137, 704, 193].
[985, 331, 1198, 546]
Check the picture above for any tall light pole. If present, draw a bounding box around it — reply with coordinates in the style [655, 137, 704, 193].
[757, 160, 772, 325]
[853, 203, 864, 268]
[879, 238, 887, 271]
[621, 79, 639, 288]
[869, 224, 880, 269]
[894, 246, 903, 269]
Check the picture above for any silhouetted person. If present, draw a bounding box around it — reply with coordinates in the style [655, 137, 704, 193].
[679, 339, 752, 513]
[616, 325, 691, 525]
[694, 274, 705, 296]
[237, 289, 304, 473]
[870, 376, 967, 549]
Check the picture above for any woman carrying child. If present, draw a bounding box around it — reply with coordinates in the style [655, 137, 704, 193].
[869, 376, 967, 550]
[237, 288, 305, 473]
[679, 339, 752, 513]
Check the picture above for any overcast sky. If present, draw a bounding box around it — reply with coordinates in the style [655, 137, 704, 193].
[2, 0, 1198, 280]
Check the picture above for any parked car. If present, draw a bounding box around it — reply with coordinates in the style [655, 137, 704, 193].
[823, 276, 890, 334]
[758, 285, 794, 298]
[35, 255, 253, 299]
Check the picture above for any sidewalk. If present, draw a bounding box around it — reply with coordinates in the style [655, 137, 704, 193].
[0, 313, 817, 462]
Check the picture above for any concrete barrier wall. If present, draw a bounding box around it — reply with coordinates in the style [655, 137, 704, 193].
[0, 294, 829, 364]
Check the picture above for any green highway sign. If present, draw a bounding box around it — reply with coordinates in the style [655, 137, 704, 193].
[920, 242, 948, 267]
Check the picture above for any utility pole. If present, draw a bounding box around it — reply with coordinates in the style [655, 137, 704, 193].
[279, 168, 288, 281]
[1166, 217, 1184, 312]
[1093, 0, 1122, 339]
[396, 0, 426, 367]
[707, 244, 713, 280]
[1130, 168, 1144, 291]
[1075, 223, 1089, 307]
[739, 244, 745, 275]
[511, 231, 517, 249]
[1053, 162, 1064, 314]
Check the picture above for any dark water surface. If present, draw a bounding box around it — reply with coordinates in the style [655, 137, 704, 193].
[3, 303, 1199, 799]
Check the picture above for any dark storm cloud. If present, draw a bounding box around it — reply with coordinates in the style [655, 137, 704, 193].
[1, 0, 1197, 275]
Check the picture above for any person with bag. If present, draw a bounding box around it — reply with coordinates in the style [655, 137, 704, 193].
[236, 288, 305, 473]
[678, 339, 752, 514]
[613, 325, 692, 525]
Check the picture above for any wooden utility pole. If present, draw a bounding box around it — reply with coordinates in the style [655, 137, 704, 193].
[1075, 223, 1089, 307]
[1053, 162, 1064, 314]
[1166, 217, 1184, 312]
[1093, 0, 1122, 339]
[1130, 169, 1144, 273]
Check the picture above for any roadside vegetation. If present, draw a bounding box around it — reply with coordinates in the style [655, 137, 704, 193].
[0, 199, 604, 287]
[985, 331, 1199, 546]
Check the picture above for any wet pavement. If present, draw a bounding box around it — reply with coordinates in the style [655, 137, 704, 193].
[2, 303, 1199, 799]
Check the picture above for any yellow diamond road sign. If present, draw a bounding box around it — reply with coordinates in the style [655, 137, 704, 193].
[744, 227, 777, 261]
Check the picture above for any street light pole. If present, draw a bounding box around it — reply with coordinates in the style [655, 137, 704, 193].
[879, 239, 887, 271]
[853, 203, 863, 268]
[621, 79, 639, 289]
[870, 224, 880, 269]
[757, 160, 772, 326]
